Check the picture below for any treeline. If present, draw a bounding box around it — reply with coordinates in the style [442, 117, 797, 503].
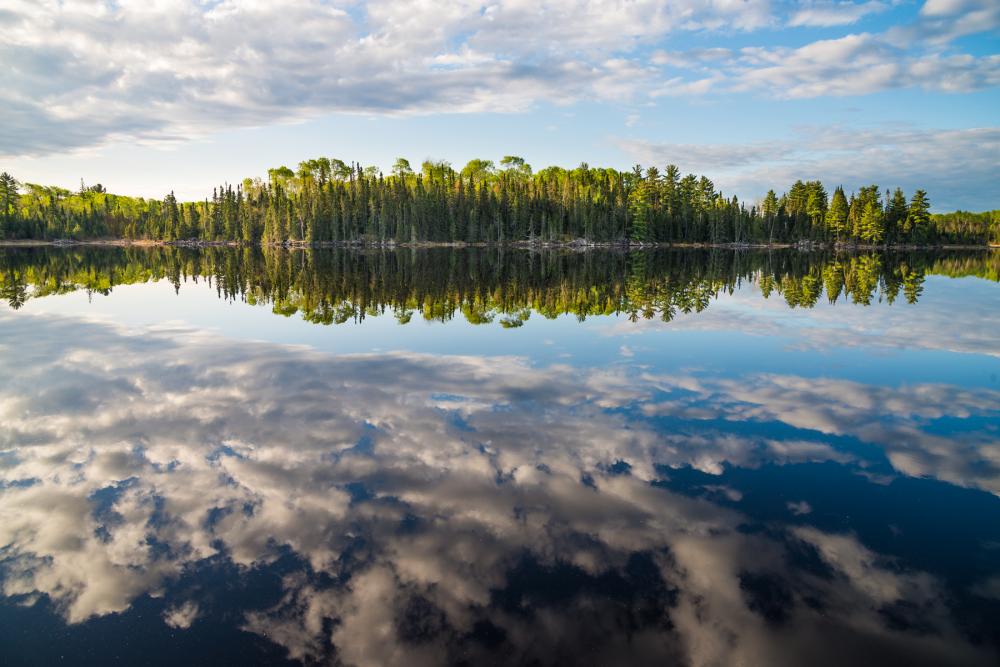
[0, 161, 997, 245]
[929, 210, 1000, 246]
[3, 246, 996, 323]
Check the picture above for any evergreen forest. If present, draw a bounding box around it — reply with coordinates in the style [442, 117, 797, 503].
[3, 246, 997, 326]
[1, 159, 997, 246]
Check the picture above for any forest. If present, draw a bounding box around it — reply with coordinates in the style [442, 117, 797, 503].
[0, 160, 997, 246]
[3, 246, 997, 325]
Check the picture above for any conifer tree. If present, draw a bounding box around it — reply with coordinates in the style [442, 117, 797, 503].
[906, 190, 931, 240]
[0, 172, 19, 239]
[886, 187, 908, 242]
[825, 186, 848, 241]
[860, 200, 885, 245]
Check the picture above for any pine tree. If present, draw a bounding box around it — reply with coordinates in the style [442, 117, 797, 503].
[906, 190, 931, 242]
[886, 187, 908, 242]
[860, 200, 885, 245]
[0, 162, 982, 246]
[0, 172, 19, 239]
[805, 181, 827, 238]
[164, 191, 180, 240]
[825, 186, 848, 241]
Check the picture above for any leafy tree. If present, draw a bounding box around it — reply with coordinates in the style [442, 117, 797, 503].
[329, 159, 352, 181]
[500, 155, 531, 177]
[268, 166, 295, 190]
[391, 158, 413, 178]
[460, 159, 495, 185]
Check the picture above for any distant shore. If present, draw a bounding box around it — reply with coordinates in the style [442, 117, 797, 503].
[0, 239, 996, 251]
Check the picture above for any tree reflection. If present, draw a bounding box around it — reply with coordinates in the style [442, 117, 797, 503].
[1, 247, 996, 322]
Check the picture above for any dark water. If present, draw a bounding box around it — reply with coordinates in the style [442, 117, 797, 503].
[1, 247, 999, 666]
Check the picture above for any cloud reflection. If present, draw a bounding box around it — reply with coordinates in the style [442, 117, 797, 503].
[1, 312, 998, 665]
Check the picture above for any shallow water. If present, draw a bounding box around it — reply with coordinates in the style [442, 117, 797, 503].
[1, 247, 999, 666]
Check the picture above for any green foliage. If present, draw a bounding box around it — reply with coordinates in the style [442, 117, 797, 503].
[0, 172, 19, 239]
[825, 187, 848, 239]
[906, 190, 931, 240]
[5, 247, 993, 327]
[460, 159, 496, 184]
[928, 209, 1000, 245]
[391, 158, 413, 178]
[860, 200, 885, 244]
[0, 162, 991, 246]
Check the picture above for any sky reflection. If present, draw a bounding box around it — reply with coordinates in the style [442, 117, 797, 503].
[2, 279, 999, 666]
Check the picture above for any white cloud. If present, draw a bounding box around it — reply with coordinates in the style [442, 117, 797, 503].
[788, 1, 889, 27]
[734, 35, 1000, 98]
[909, 0, 1000, 42]
[0, 0, 996, 158]
[617, 125, 1000, 210]
[163, 601, 200, 629]
[652, 32, 1000, 99]
[0, 0, 773, 157]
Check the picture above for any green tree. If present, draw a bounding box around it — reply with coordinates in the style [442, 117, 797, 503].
[329, 159, 352, 181]
[164, 191, 180, 240]
[500, 155, 532, 179]
[805, 181, 828, 237]
[0, 172, 19, 239]
[906, 189, 930, 240]
[825, 186, 848, 241]
[391, 158, 413, 179]
[460, 159, 495, 185]
[1, 158, 983, 247]
[885, 187, 907, 242]
[860, 200, 885, 245]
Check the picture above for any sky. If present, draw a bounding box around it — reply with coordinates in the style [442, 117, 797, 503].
[0, 0, 997, 210]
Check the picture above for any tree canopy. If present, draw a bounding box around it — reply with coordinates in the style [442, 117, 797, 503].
[0, 163, 995, 246]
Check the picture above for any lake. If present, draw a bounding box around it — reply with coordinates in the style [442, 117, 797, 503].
[1, 246, 999, 666]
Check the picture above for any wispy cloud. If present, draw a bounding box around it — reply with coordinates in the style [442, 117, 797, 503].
[735, 36, 1000, 98]
[617, 125, 1000, 209]
[654, 33, 1000, 99]
[0, 0, 996, 157]
[0, 0, 769, 157]
[788, 1, 890, 28]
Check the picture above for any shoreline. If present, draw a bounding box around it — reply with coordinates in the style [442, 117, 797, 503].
[0, 239, 995, 251]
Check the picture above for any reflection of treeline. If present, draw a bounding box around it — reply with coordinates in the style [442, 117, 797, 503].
[927, 254, 1000, 282]
[1, 161, 996, 245]
[1, 247, 996, 322]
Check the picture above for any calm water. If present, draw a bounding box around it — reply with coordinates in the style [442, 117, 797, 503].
[1, 247, 999, 666]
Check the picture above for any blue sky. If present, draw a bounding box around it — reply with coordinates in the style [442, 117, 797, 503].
[1, 0, 997, 210]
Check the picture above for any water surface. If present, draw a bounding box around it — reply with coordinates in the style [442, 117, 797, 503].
[1, 247, 999, 666]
